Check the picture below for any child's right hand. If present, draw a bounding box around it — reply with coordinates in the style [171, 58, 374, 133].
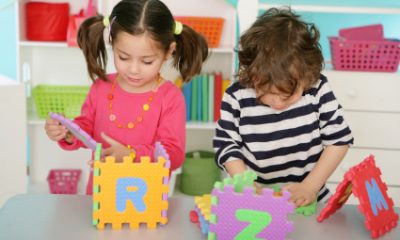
[44, 118, 70, 142]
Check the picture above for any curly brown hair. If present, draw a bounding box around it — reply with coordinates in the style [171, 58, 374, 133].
[237, 7, 324, 96]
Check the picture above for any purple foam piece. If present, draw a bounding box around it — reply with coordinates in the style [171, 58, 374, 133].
[209, 186, 294, 239]
[154, 141, 170, 162]
[49, 112, 97, 151]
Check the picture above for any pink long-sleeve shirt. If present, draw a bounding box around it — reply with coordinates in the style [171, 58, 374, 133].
[58, 74, 186, 194]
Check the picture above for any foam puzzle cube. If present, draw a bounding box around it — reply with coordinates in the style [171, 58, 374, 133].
[92, 143, 170, 229]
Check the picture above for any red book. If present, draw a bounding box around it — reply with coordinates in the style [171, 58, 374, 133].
[213, 72, 222, 122]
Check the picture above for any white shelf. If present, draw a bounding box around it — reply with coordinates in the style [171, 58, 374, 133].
[260, 4, 400, 14]
[186, 122, 216, 130]
[19, 41, 69, 48]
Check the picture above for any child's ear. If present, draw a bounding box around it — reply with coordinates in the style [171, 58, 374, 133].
[165, 42, 176, 60]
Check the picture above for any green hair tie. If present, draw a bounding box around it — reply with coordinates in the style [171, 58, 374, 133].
[174, 21, 183, 35]
[103, 16, 110, 27]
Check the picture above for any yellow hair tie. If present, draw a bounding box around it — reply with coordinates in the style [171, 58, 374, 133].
[174, 21, 183, 35]
[103, 16, 110, 27]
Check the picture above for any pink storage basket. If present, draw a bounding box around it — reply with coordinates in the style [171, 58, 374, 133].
[329, 37, 400, 72]
[47, 169, 81, 194]
[339, 24, 384, 41]
[330, 24, 400, 72]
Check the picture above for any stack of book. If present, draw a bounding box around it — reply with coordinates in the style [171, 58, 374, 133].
[177, 73, 231, 122]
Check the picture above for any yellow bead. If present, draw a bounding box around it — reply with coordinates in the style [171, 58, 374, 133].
[143, 104, 150, 111]
[128, 122, 135, 129]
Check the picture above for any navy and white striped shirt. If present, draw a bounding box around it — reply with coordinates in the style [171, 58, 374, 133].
[213, 75, 354, 201]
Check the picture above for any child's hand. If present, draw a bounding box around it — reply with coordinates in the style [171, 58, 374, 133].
[282, 182, 317, 207]
[254, 182, 263, 195]
[44, 117, 70, 142]
[101, 132, 130, 162]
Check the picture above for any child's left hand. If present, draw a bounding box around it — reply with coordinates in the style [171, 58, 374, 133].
[282, 182, 317, 207]
[100, 132, 130, 162]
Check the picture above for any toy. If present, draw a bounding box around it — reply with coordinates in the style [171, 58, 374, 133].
[271, 186, 318, 216]
[317, 155, 399, 238]
[92, 142, 170, 229]
[49, 112, 97, 151]
[189, 210, 199, 223]
[194, 194, 212, 234]
[208, 171, 295, 240]
[295, 199, 317, 216]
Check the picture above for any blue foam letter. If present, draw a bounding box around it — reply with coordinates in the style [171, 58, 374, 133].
[365, 178, 388, 216]
[116, 177, 147, 212]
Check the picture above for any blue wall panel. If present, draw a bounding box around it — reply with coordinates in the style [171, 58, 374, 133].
[259, 1, 400, 62]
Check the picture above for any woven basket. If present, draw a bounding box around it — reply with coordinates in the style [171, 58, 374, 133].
[47, 169, 81, 194]
[174, 16, 224, 48]
[32, 85, 89, 119]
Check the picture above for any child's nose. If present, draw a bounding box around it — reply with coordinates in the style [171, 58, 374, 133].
[129, 61, 140, 74]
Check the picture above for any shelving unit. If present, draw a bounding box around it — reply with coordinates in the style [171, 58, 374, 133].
[323, 70, 400, 205]
[16, 0, 236, 194]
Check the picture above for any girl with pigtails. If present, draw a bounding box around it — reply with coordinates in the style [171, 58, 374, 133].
[45, 0, 209, 194]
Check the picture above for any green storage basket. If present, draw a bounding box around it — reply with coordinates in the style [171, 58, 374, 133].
[32, 85, 89, 119]
[180, 151, 221, 196]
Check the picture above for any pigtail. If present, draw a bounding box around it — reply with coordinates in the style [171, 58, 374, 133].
[77, 15, 109, 82]
[172, 25, 209, 83]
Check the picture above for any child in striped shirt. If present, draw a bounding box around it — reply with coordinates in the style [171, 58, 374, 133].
[213, 7, 353, 207]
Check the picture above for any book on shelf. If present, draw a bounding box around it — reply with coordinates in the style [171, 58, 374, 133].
[178, 72, 231, 123]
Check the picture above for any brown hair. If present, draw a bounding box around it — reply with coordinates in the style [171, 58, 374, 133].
[78, 0, 209, 82]
[237, 7, 324, 96]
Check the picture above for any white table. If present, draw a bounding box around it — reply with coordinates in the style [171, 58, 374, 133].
[0, 194, 399, 240]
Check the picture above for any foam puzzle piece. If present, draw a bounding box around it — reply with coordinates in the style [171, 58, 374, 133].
[190, 171, 295, 239]
[208, 186, 294, 240]
[218, 170, 257, 193]
[318, 155, 399, 238]
[196, 207, 210, 234]
[295, 199, 317, 216]
[273, 186, 318, 216]
[195, 194, 212, 221]
[92, 143, 171, 230]
[49, 112, 97, 151]
[194, 194, 212, 235]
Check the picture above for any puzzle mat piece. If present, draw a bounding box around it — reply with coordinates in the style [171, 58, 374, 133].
[214, 170, 257, 193]
[92, 156, 170, 229]
[50, 112, 97, 150]
[273, 186, 317, 216]
[195, 194, 212, 221]
[209, 185, 294, 240]
[318, 155, 398, 238]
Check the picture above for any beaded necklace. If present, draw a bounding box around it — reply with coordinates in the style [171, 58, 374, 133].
[108, 75, 161, 129]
